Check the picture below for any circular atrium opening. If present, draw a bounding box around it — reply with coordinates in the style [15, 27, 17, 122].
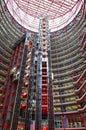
[5, 0, 84, 32]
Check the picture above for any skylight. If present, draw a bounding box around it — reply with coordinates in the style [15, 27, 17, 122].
[5, 0, 84, 32]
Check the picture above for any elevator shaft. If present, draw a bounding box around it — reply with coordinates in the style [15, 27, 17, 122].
[35, 15, 54, 130]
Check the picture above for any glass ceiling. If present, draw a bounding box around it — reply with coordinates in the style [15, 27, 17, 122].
[5, 0, 84, 32]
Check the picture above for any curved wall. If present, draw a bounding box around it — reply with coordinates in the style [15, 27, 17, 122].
[51, 2, 86, 129]
[0, 0, 85, 129]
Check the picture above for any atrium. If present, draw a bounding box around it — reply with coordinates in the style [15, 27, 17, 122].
[0, 0, 86, 130]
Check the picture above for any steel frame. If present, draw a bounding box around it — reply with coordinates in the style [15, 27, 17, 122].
[4, 0, 84, 32]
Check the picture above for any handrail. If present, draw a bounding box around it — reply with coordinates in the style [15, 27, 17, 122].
[75, 80, 86, 93]
[76, 93, 86, 102]
[73, 69, 86, 85]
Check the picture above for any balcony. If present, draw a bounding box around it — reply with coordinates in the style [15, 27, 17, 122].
[54, 101, 76, 106]
[54, 110, 78, 115]
[73, 69, 86, 85]
[0, 54, 10, 64]
[53, 93, 75, 98]
[75, 80, 86, 94]
[76, 93, 86, 102]
[78, 105, 86, 112]
[0, 62, 8, 70]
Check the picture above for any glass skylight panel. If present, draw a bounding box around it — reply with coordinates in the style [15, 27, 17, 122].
[5, 0, 84, 32]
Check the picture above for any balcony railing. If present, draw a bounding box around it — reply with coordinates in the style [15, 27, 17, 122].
[73, 69, 86, 85]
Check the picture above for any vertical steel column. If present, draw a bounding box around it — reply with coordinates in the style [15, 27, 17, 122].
[47, 49, 54, 130]
[35, 47, 42, 130]
[10, 32, 28, 130]
[25, 43, 35, 130]
[35, 15, 55, 130]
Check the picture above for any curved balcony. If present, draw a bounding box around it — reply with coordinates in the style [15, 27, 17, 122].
[0, 62, 8, 70]
[75, 80, 86, 94]
[52, 59, 84, 73]
[52, 58, 83, 70]
[0, 17, 20, 42]
[73, 69, 86, 85]
[54, 110, 79, 116]
[81, 41, 86, 50]
[0, 1, 23, 43]
[56, 49, 81, 62]
[83, 60, 86, 64]
[56, 53, 82, 65]
[51, 17, 84, 43]
[0, 46, 11, 57]
[54, 70, 83, 79]
[52, 36, 82, 53]
[82, 51, 86, 57]
[72, 75, 80, 80]
[0, 55, 10, 65]
[72, 64, 85, 72]
[51, 42, 79, 54]
[55, 64, 85, 75]
[53, 77, 73, 84]
[52, 84, 74, 91]
[78, 105, 86, 112]
[0, 39, 12, 54]
[55, 71, 72, 77]
[53, 93, 75, 98]
[54, 101, 77, 106]
[76, 93, 86, 102]
[51, 24, 84, 49]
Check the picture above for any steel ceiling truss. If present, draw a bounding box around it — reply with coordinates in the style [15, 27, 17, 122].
[13, 0, 78, 19]
[4, 0, 84, 32]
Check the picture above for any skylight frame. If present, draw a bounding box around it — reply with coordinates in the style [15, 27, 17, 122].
[4, 0, 84, 32]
